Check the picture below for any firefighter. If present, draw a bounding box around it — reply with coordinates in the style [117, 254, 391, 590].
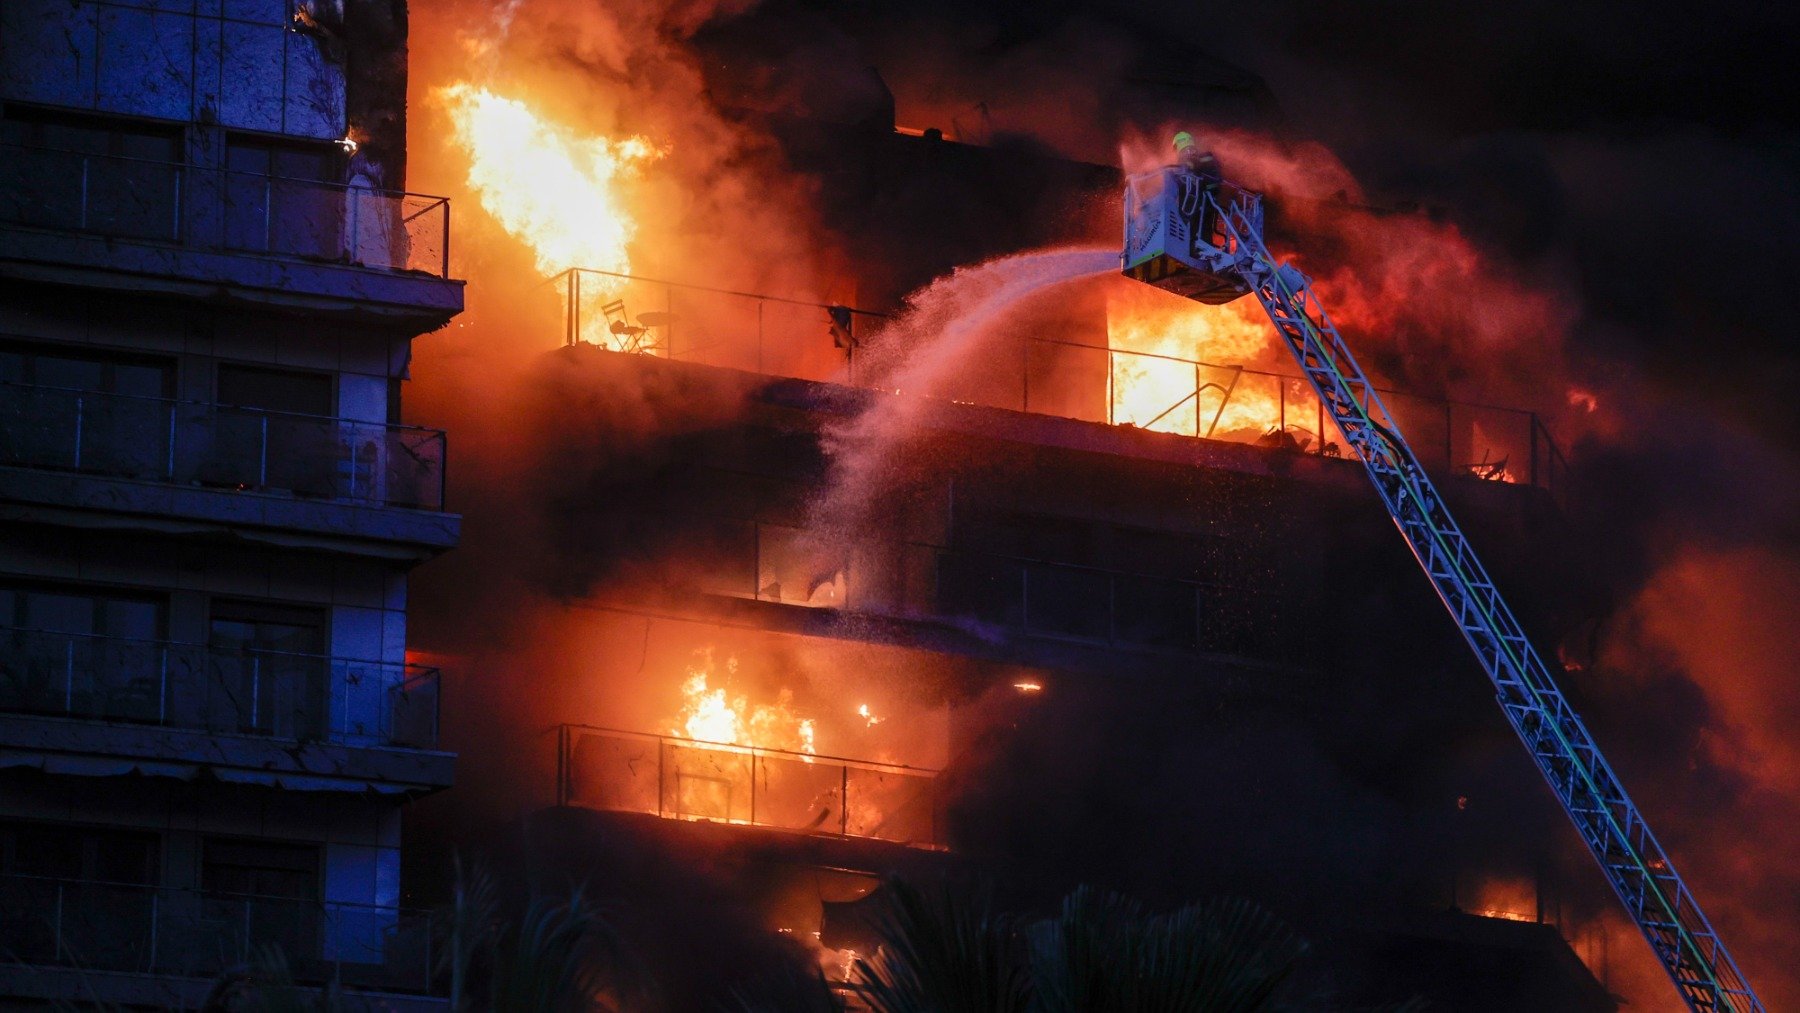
[1172, 131, 1221, 181]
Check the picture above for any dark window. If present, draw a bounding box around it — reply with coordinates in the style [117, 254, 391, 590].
[936, 552, 1024, 628]
[0, 821, 160, 967]
[202, 838, 320, 900]
[1114, 575, 1199, 652]
[0, 106, 182, 240]
[223, 135, 344, 259]
[1023, 563, 1111, 641]
[0, 579, 165, 640]
[0, 341, 175, 479]
[200, 838, 322, 963]
[0, 339, 174, 398]
[0, 580, 168, 721]
[216, 364, 333, 416]
[207, 599, 328, 738]
[212, 364, 339, 497]
[0, 822, 158, 885]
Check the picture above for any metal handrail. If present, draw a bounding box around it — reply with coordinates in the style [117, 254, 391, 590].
[0, 142, 453, 277]
[0, 379, 448, 510]
[0, 871, 441, 995]
[559, 723, 943, 847]
[0, 625, 440, 749]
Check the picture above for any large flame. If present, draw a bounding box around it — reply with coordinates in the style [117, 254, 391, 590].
[670, 652, 816, 756]
[440, 83, 660, 285]
[1108, 288, 1285, 439]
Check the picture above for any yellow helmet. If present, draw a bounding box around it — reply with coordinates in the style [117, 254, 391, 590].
[1172, 131, 1196, 151]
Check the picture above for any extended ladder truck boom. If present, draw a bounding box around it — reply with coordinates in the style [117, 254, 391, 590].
[1120, 166, 1765, 1013]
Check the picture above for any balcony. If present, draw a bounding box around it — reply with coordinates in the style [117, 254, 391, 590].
[0, 382, 458, 554]
[556, 267, 1571, 508]
[0, 628, 451, 791]
[559, 725, 943, 849]
[0, 143, 462, 321]
[0, 874, 440, 1003]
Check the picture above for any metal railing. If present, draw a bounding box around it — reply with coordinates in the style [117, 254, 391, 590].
[559, 724, 942, 848]
[1019, 336, 1570, 501]
[0, 381, 448, 511]
[0, 627, 440, 750]
[556, 269, 1570, 506]
[0, 873, 440, 995]
[0, 143, 451, 277]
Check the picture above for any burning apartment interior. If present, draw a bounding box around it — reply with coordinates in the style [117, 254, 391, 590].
[0, 0, 1795, 1009]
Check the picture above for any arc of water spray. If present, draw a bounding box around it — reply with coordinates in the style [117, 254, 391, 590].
[809, 246, 1118, 541]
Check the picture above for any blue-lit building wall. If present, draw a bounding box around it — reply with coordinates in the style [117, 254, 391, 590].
[0, 0, 460, 1005]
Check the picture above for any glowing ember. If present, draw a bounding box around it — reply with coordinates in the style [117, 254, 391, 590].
[669, 651, 816, 756]
[858, 703, 882, 727]
[1013, 680, 1043, 693]
[440, 83, 660, 289]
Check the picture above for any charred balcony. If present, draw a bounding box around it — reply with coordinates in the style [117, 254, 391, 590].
[0, 381, 457, 558]
[0, 874, 443, 1010]
[556, 269, 1570, 507]
[559, 724, 943, 849]
[0, 142, 462, 324]
[0, 627, 450, 791]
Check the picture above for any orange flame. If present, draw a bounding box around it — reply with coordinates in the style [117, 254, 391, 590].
[1108, 289, 1279, 438]
[669, 651, 816, 756]
[440, 83, 661, 288]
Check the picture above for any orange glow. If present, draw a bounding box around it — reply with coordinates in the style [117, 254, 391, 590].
[1013, 680, 1043, 693]
[669, 652, 816, 756]
[439, 83, 660, 293]
[1468, 876, 1538, 924]
[858, 703, 882, 727]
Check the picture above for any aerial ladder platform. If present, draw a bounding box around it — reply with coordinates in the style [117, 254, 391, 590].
[1121, 165, 1765, 1013]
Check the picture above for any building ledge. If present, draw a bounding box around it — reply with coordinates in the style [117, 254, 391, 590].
[0, 223, 463, 328]
[0, 712, 456, 794]
[0, 465, 460, 562]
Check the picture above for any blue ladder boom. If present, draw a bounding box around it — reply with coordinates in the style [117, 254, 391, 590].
[1120, 167, 1764, 1013]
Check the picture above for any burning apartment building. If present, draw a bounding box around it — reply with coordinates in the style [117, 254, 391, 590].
[2, 0, 1793, 1010]
[0, 0, 461, 1006]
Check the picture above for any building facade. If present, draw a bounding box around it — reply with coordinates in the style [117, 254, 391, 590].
[0, 0, 460, 1006]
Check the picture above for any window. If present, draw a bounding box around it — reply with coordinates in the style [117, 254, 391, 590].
[0, 580, 168, 721]
[216, 363, 333, 416]
[0, 340, 175, 478]
[0, 821, 159, 885]
[207, 599, 328, 738]
[0, 579, 165, 640]
[0, 822, 159, 966]
[201, 837, 322, 962]
[202, 838, 320, 900]
[0, 106, 182, 240]
[223, 134, 345, 259]
[0, 339, 174, 398]
[210, 364, 339, 497]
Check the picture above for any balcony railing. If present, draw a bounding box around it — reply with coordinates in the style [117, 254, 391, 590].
[0, 874, 440, 996]
[0, 627, 440, 750]
[0, 143, 451, 277]
[0, 381, 448, 511]
[559, 725, 943, 848]
[556, 267, 1571, 507]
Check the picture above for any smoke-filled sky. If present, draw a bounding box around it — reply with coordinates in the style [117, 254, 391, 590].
[401, 1, 1798, 1008]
